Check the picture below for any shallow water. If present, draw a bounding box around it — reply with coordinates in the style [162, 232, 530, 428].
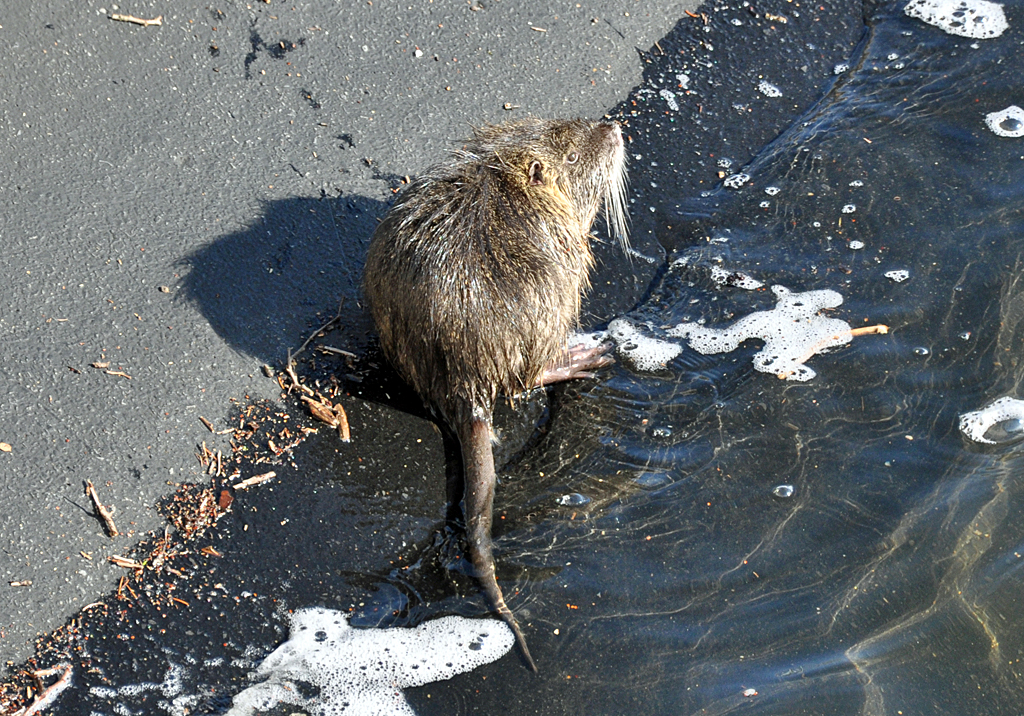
[22, 0, 1024, 714]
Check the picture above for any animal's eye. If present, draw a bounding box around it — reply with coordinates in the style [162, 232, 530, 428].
[566, 151, 579, 164]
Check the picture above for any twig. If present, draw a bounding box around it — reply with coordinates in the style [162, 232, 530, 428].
[301, 395, 351, 441]
[14, 663, 73, 716]
[290, 299, 346, 362]
[848, 324, 890, 337]
[778, 324, 889, 379]
[316, 345, 358, 360]
[335, 403, 351, 442]
[85, 481, 119, 537]
[199, 416, 215, 432]
[234, 471, 277, 490]
[105, 370, 132, 379]
[109, 555, 145, 569]
[110, 13, 163, 27]
[283, 358, 314, 396]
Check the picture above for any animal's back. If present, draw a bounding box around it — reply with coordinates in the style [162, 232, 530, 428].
[364, 149, 593, 418]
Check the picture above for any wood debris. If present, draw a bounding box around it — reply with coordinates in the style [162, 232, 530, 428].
[160, 483, 228, 540]
[301, 395, 351, 441]
[778, 324, 890, 379]
[109, 13, 163, 26]
[234, 471, 277, 490]
[85, 480, 118, 537]
[12, 662, 72, 716]
[108, 556, 145, 570]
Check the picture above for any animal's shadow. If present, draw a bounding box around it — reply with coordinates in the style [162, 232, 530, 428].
[178, 192, 384, 365]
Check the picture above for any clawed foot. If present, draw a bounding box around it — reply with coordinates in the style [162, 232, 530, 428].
[537, 342, 615, 386]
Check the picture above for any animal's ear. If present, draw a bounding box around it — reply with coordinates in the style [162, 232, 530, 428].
[528, 160, 544, 186]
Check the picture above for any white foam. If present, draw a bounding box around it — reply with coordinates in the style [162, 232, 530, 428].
[723, 173, 751, 189]
[842, 204, 857, 213]
[676, 73, 691, 89]
[959, 397, 1024, 443]
[710, 266, 764, 290]
[849, 240, 865, 250]
[757, 80, 782, 98]
[667, 285, 852, 382]
[568, 330, 609, 350]
[226, 608, 514, 716]
[608, 319, 683, 372]
[984, 105, 1024, 138]
[904, 0, 1008, 38]
[884, 269, 910, 282]
[659, 89, 680, 112]
[89, 662, 194, 716]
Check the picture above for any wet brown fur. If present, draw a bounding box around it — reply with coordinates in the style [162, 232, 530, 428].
[363, 117, 627, 671]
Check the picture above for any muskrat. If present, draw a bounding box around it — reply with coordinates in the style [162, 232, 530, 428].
[362, 117, 628, 670]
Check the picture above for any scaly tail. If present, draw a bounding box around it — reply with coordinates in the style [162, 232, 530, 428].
[458, 412, 537, 672]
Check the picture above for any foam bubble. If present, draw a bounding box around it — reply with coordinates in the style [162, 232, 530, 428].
[833, 63, 850, 74]
[676, 73, 690, 89]
[984, 106, 1024, 138]
[226, 608, 514, 716]
[659, 89, 680, 112]
[723, 173, 751, 189]
[608, 319, 683, 372]
[842, 204, 856, 213]
[903, 0, 1008, 38]
[710, 266, 764, 290]
[885, 269, 910, 282]
[568, 330, 610, 350]
[89, 662, 195, 716]
[849, 240, 865, 250]
[667, 285, 852, 382]
[757, 80, 782, 97]
[959, 397, 1024, 444]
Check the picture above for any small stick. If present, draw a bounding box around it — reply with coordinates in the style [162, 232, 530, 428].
[109, 555, 144, 569]
[110, 13, 163, 27]
[105, 370, 132, 379]
[234, 471, 277, 490]
[848, 325, 890, 337]
[85, 480, 119, 537]
[283, 358, 315, 396]
[290, 299, 346, 362]
[778, 324, 889, 379]
[335, 403, 351, 442]
[316, 345, 358, 360]
[15, 663, 73, 716]
[199, 416, 215, 433]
